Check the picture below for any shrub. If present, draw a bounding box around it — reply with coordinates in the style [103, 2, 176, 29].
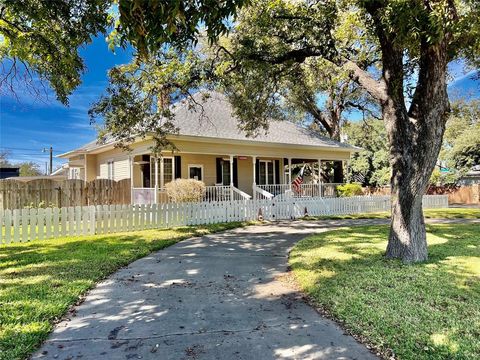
[336, 183, 364, 197]
[165, 178, 206, 203]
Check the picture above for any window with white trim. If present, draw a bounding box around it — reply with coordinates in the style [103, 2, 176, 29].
[259, 160, 275, 185]
[221, 160, 230, 185]
[150, 156, 175, 188]
[188, 164, 203, 181]
[107, 160, 114, 180]
[69, 168, 80, 180]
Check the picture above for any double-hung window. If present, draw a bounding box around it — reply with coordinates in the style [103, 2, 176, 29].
[150, 156, 174, 188]
[107, 160, 114, 180]
[259, 160, 274, 185]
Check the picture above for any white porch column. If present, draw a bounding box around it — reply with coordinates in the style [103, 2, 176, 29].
[154, 156, 159, 204]
[229, 155, 234, 199]
[129, 155, 134, 205]
[160, 157, 164, 189]
[252, 156, 257, 201]
[84, 154, 88, 184]
[288, 157, 292, 190]
[318, 159, 322, 197]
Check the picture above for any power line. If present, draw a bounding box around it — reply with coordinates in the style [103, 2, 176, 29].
[0, 146, 68, 153]
[4, 153, 52, 156]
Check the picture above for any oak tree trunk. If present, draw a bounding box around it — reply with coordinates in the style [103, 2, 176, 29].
[382, 41, 449, 262]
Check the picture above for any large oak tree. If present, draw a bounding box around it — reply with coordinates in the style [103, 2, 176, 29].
[221, 0, 479, 262]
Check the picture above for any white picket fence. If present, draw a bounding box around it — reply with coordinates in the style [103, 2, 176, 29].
[0, 195, 448, 245]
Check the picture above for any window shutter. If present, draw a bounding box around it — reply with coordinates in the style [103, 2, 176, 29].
[174, 156, 181, 179]
[233, 158, 238, 187]
[216, 158, 222, 184]
[255, 159, 260, 184]
[275, 160, 280, 184]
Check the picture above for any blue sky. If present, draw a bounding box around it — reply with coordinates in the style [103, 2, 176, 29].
[0, 36, 132, 171]
[0, 36, 478, 172]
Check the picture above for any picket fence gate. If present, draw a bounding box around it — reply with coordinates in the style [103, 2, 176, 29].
[0, 195, 448, 245]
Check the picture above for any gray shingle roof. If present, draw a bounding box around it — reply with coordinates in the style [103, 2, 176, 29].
[61, 91, 357, 157]
[171, 92, 356, 150]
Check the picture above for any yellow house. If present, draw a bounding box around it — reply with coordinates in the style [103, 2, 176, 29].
[59, 92, 358, 203]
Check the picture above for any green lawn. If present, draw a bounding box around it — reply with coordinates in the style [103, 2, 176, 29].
[290, 223, 480, 359]
[0, 222, 250, 360]
[306, 207, 480, 220]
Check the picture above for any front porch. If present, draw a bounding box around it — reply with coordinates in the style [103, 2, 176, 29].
[130, 153, 343, 204]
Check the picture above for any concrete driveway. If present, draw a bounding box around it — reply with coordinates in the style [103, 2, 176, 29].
[33, 220, 382, 360]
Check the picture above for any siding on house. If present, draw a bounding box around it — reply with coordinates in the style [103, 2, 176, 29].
[85, 154, 97, 181]
[70, 137, 349, 194]
[95, 148, 131, 181]
[180, 154, 218, 186]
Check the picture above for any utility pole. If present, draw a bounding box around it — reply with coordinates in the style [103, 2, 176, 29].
[49, 146, 53, 175]
[43, 146, 53, 175]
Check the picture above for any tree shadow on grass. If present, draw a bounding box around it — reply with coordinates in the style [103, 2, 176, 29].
[289, 223, 480, 360]
[0, 222, 246, 360]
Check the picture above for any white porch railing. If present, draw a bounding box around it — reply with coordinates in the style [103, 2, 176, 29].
[133, 185, 251, 204]
[321, 183, 343, 197]
[132, 183, 344, 204]
[204, 185, 232, 202]
[232, 186, 252, 200]
[257, 183, 343, 198]
[253, 185, 274, 199]
[132, 188, 156, 205]
[204, 185, 251, 201]
[257, 184, 289, 197]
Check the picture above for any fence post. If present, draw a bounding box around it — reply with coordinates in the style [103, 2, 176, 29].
[90, 206, 96, 235]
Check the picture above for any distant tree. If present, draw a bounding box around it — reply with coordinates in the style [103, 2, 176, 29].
[0, 151, 11, 167]
[441, 99, 480, 174]
[343, 120, 390, 187]
[19, 162, 42, 177]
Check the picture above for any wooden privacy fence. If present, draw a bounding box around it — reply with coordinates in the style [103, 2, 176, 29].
[0, 179, 131, 209]
[0, 195, 448, 245]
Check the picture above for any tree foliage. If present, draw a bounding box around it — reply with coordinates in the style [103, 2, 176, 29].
[0, 0, 247, 103]
[217, 0, 479, 261]
[0, 0, 111, 104]
[344, 119, 390, 187]
[19, 162, 42, 177]
[0, 152, 43, 176]
[0, 151, 10, 167]
[441, 99, 480, 172]
[113, 0, 248, 56]
[88, 48, 217, 153]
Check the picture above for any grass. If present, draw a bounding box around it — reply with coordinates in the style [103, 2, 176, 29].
[306, 207, 480, 220]
[0, 221, 250, 360]
[289, 223, 480, 359]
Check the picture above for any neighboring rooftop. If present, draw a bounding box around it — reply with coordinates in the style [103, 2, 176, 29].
[60, 91, 358, 157]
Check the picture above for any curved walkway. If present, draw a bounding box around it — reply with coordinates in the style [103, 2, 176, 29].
[34, 218, 477, 360]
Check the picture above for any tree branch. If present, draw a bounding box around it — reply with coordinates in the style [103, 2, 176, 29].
[341, 60, 388, 103]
